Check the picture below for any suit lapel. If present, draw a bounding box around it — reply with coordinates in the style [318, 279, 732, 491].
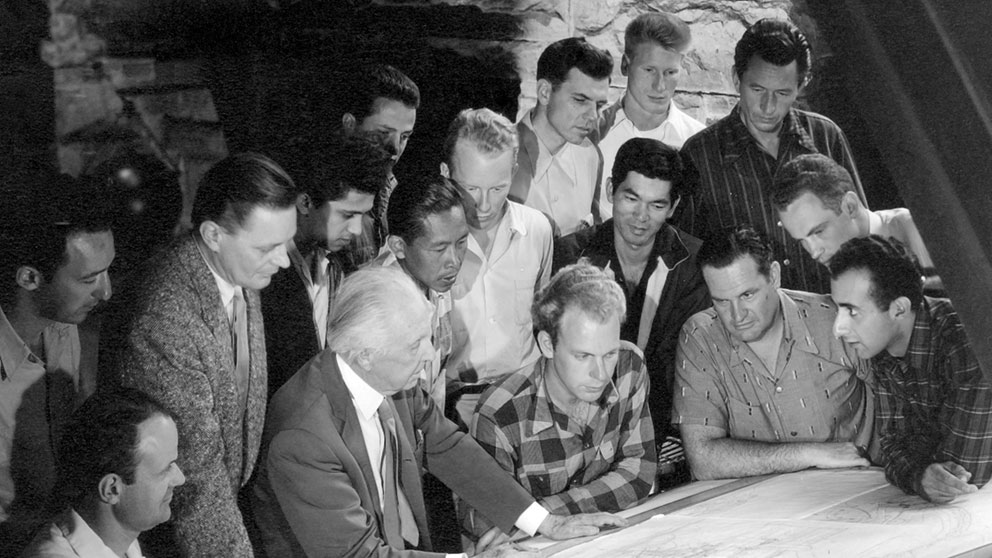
[321, 355, 386, 523]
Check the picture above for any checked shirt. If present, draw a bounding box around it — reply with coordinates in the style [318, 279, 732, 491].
[463, 342, 655, 537]
[871, 297, 992, 495]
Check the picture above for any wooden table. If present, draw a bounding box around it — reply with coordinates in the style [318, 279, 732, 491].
[524, 467, 992, 557]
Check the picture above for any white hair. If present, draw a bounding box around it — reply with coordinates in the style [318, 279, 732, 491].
[327, 266, 428, 359]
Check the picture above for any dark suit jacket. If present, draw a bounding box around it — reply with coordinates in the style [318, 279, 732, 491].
[109, 234, 267, 558]
[253, 351, 536, 558]
[554, 222, 710, 437]
[260, 265, 321, 399]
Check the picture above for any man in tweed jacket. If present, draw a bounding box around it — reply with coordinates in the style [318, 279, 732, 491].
[108, 153, 298, 557]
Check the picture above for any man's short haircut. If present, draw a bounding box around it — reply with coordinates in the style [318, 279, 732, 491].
[537, 37, 613, 89]
[303, 134, 391, 205]
[341, 64, 420, 122]
[190, 152, 298, 231]
[734, 18, 812, 86]
[624, 12, 692, 57]
[326, 266, 426, 360]
[55, 388, 174, 509]
[532, 261, 627, 345]
[828, 235, 925, 311]
[771, 153, 856, 213]
[611, 138, 686, 201]
[442, 108, 519, 168]
[698, 225, 775, 278]
[0, 171, 112, 304]
[387, 177, 465, 245]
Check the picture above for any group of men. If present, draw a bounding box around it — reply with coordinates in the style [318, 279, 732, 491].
[2, 11, 991, 558]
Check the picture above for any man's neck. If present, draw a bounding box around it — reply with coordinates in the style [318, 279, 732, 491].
[886, 309, 918, 358]
[744, 307, 786, 373]
[740, 111, 783, 158]
[4, 297, 48, 357]
[530, 108, 569, 156]
[623, 93, 671, 131]
[77, 504, 138, 558]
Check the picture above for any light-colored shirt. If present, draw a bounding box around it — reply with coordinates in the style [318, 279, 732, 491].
[19, 508, 144, 558]
[369, 249, 453, 409]
[674, 289, 872, 446]
[337, 355, 388, 504]
[194, 238, 238, 323]
[288, 241, 333, 349]
[868, 208, 934, 269]
[511, 110, 601, 237]
[0, 307, 82, 525]
[596, 100, 705, 221]
[449, 201, 553, 385]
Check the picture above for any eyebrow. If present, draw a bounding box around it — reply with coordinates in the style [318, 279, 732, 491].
[80, 266, 110, 280]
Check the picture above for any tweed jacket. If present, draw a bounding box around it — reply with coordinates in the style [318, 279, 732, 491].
[260, 265, 321, 399]
[252, 351, 536, 558]
[111, 234, 267, 558]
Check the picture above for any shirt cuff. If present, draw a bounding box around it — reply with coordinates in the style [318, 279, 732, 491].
[446, 554, 468, 558]
[514, 502, 550, 537]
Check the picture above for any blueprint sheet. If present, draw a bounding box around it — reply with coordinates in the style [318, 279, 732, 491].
[548, 468, 992, 557]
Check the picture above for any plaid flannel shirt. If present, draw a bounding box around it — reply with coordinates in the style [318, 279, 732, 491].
[463, 342, 656, 537]
[871, 297, 992, 495]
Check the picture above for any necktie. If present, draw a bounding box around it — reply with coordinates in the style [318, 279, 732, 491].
[231, 288, 250, 406]
[377, 401, 419, 548]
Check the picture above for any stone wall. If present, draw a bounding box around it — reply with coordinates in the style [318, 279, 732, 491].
[373, 0, 818, 125]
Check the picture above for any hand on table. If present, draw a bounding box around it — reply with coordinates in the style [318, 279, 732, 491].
[536, 512, 628, 540]
[918, 461, 978, 504]
[475, 526, 511, 554]
[811, 442, 870, 469]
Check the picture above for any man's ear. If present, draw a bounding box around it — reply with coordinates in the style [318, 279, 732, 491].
[439, 161, 450, 179]
[840, 191, 861, 218]
[15, 266, 43, 292]
[296, 193, 312, 215]
[732, 66, 741, 93]
[97, 473, 122, 505]
[199, 220, 223, 252]
[620, 54, 630, 76]
[889, 296, 911, 320]
[386, 235, 407, 260]
[354, 347, 376, 372]
[768, 260, 782, 290]
[537, 330, 555, 359]
[606, 177, 616, 200]
[536, 79, 553, 107]
[342, 113, 357, 134]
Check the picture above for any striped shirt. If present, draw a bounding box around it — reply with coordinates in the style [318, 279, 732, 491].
[871, 297, 992, 494]
[674, 289, 872, 447]
[679, 105, 865, 293]
[463, 343, 655, 536]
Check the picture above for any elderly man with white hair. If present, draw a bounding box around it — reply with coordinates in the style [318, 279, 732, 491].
[252, 266, 624, 558]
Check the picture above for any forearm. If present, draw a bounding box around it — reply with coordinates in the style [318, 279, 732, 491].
[539, 455, 655, 514]
[685, 435, 849, 480]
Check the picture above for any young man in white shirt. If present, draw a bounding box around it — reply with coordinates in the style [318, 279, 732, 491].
[596, 12, 705, 222]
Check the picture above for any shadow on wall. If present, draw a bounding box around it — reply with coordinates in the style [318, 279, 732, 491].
[200, 2, 524, 183]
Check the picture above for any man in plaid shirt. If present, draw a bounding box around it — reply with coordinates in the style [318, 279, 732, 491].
[830, 235, 992, 503]
[463, 262, 656, 540]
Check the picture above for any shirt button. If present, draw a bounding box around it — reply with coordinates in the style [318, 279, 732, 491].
[783, 259, 791, 266]
[489, 318, 496, 324]
[791, 431, 798, 437]
[775, 386, 783, 393]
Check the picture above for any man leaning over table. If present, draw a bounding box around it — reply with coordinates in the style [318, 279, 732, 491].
[463, 262, 655, 541]
[673, 226, 872, 480]
[829, 236, 992, 504]
[252, 266, 625, 558]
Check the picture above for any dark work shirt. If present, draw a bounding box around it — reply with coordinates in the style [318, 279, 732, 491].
[871, 297, 992, 496]
[679, 105, 865, 293]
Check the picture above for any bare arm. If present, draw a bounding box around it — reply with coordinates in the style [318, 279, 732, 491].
[680, 423, 869, 480]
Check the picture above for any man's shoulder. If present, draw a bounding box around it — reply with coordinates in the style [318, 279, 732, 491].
[507, 201, 554, 239]
[924, 297, 967, 345]
[782, 288, 836, 311]
[479, 366, 538, 417]
[681, 306, 722, 337]
[617, 341, 647, 378]
[790, 107, 843, 133]
[680, 111, 735, 152]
